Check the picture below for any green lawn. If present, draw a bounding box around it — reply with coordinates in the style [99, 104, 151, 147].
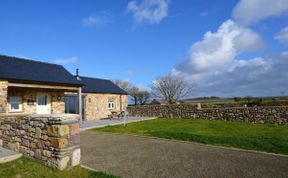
[0, 157, 119, 178]
[95, 118, 288, 155]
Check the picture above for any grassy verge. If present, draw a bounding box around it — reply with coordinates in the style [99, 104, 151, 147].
[95, 118, 288, 155]
[0, 157, 119, 178]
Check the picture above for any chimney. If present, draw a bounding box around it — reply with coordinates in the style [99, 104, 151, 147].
[76, 68, 81, 80]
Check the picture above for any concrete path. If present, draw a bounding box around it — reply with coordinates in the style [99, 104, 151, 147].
[80, 117, 154, 131]
[0, 147, 22, 164]
[81, 131, 288, 178]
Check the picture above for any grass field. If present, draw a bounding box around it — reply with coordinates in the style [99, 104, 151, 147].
[95, 118, 288, 155]
[0, 157, 119, 178]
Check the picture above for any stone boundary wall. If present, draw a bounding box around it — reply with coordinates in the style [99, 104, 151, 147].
[0, 114, 81, 170]
[127, 105, 288, 125]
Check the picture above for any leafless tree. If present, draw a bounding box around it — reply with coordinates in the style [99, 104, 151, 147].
[113, 80, 150, 105]
[137, 91, 150, 105]
[112, 80, 130, 91]
[129, 87, 140, 106]
[152, 74, 193, 104]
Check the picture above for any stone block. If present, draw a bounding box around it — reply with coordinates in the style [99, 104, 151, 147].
[36, 140, 44, 149]
[15, 142, 20, 152]
[35, 127, 42, 139]
[19, 146, 28, 155]
[22, 139, 30, 147]
[57, 156, 70, 170]
[42, 135, 48, 141]
[35, 149, 42, 159]
[30, 142, 36, 149]
[49, 138, 68, 148]
[71, 148, 81, 166]
[69, 124, 80, 135]
[43, 150, 52, 158]
[28, 127, 36, 133]
[47, 125, 69, 137]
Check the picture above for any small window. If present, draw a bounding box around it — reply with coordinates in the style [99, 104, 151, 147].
[9, 96, 22, 112]
[108, 101, 115, 109]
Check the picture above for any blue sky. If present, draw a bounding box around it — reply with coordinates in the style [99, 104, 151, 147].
[0, 0, 288, 97]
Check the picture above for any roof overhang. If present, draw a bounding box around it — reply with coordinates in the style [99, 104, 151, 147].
[8, 82, 80, 90]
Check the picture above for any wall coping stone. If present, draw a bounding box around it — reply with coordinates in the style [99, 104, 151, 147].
[26, 114, 79, 125]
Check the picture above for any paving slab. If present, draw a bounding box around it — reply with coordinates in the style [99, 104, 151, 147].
[80, 117, 155, 131]
[0, 147, 22, 164]
[81, 131, 288, 178]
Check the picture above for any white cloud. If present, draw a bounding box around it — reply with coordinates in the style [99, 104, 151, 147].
[172, 20, 288, 97]
[53, 57, 78, 65]
[82, 12, 112, 27]
[173, 54, 288, 97]
[170, 1, 288, 97]
[233, 0, 288, 25]
[127, 0, 169, 24]
[176, 20, 263, 74]
[275, 26, 288, 45]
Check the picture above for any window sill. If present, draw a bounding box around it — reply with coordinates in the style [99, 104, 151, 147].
[9, 110, 22, 113]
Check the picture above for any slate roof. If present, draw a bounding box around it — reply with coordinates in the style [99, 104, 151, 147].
[0, 55, 83, 86]
[78, 76, 128, 95]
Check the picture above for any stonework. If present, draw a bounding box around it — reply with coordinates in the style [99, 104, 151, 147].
[128, 105, 288, 125]
[0, 114, 81, 170]
[84, 93, 128, 120]
[1, 86, 65, 115]
[0, 80, 8, 113]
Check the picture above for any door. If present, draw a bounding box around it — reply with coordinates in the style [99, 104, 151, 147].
[65, 95, 86, 120]
[37, 93, 51, 114]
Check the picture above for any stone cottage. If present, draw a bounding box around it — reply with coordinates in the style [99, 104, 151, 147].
[0, 55, 83, 116]
[65, 75, 128, 120]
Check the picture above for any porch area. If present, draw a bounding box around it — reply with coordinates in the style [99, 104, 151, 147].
[0, 81, 83, 122]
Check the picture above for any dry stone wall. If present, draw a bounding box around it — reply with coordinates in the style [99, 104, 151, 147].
[0, 114, 80, 170]
[127, 105, 288, 125]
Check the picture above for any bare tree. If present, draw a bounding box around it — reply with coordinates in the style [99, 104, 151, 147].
[113, 80, 150, 105]
[112, 80, 130, 91]
[152, 74, 193, 104]
[129, 87, 140, 106]
[137, 91, 150, 105]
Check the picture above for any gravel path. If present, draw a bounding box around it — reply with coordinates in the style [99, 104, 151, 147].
[80, 131, 288, 178]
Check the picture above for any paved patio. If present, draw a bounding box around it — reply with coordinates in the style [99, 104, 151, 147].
[0, 147, 22, 164]
[80, 117, 155, 131]
[81, 131, 288, 178]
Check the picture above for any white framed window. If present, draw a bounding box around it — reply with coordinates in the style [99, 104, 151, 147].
[108, 101, 115, 109]
[9, 96, 22, 112]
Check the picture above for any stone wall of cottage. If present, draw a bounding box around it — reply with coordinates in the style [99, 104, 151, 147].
[4, 87, 65, 115]
[0, 80, 8, 113]
[127, 105, 288, 125]
[85, 94, 128, 120]
[0, 114, 80, 170]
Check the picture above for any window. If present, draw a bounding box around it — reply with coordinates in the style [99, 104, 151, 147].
[9, 96, 22, 112]
[108, 101, 115, 109]
[37, 95, 47, 106]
